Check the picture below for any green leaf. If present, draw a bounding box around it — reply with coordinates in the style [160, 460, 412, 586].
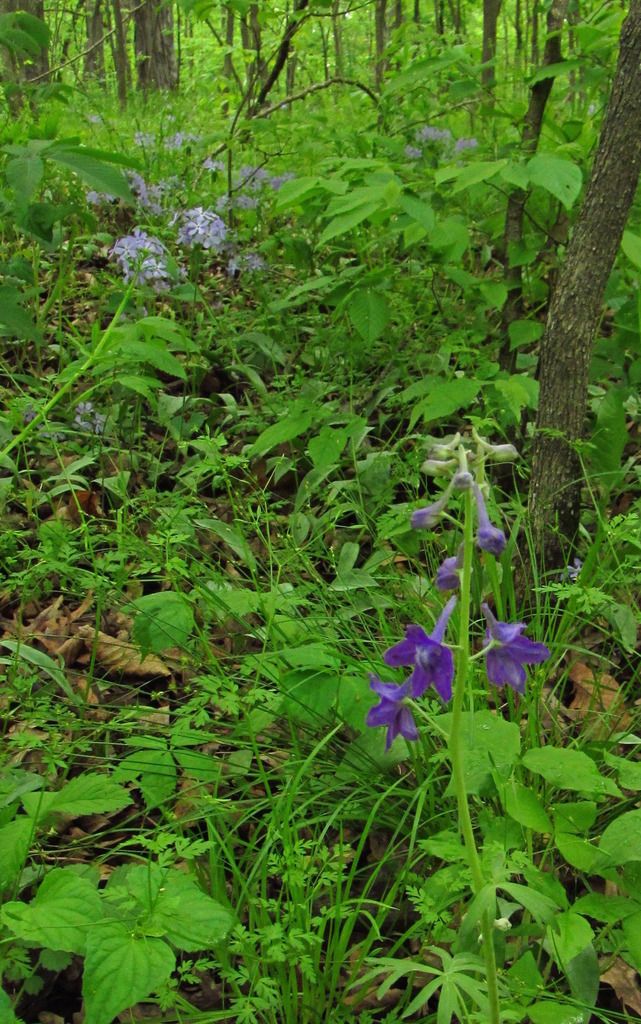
[318, 200, 381, 245]
[528, 59, 581, 85]
[499, 882, 559, 923]
[112, 338, 187, 380]
[604, 752, 641, 790]
[448, 159, 507, 194]
[499, 162, 530, 190]
[493, 376, 539, 420]
[545, 912, 594, 968]
[572, 892, 634, 923]
[2, 869, 102, 953]
[399, 194, 435, 231]
[501, 781, 552, 833]
[437, 710, 520, 796]
[0, 818, 34, 889]
[248, 405, 313, 457]
[193, 518, 257, 572]
[114, 748, 176, 810]
[22, 773, 132, 822]
[127, 592, 195, 655]
[50, 147, 132, 201]
[0, 285, 41, 342]
[565, 943, 600, 1008]
[600, 809, 641, 864]
[522, 746, 621, 797]
[527, 154, 582, 210]
[528, 1002, 588, 1024]
[0, 640, 79, 703]
[279, 669, 339, 726]
[508, 319, 544, 348]
[622, 229, 641, 270]
[622, 909, 641, 970]
[409, 378, 481, 429]
[149, 872, 235, 951]
[83, 922, 175, 1024]
[588, 387, 627, 485]
[348, 289, 390, 344]
[0, 988, 22, 1023]
[6, 155, 44, 203]
[307, 425, 349, 471]
[604, 601, 638, 653]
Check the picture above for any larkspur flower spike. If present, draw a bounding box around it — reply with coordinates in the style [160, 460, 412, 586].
[474, 484, 507, 556]
[384, 596, 457, 702]
[481, 603, 550, 694]
[366, 677, 418, 751]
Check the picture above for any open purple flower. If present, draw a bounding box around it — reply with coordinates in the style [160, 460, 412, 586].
[384, 596, 457, 701]
[435, 553, 461, 592]
[482, 603, 550, 694]
[366, 676, 418, 750]
[474, 484, 506, 556]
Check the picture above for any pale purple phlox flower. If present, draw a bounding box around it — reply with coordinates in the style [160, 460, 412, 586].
[175, 207, 227, 250]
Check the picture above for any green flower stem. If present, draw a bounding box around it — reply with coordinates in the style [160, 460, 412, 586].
[0, 284, 133, 463]
[448, 485, 501, 1024]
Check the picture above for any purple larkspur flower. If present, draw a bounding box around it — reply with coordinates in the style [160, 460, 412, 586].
[366, 676, 418, 750]
[411, 489, 451, 529]
[270, 172, 295, 191]
[175, 207, 227, 250]
[384, 596, 457, 701]
[109, 228, 173, 291]
[435, 552, 462, 592]
[203, 156, 225, 172]
[237, 165, 269, 191]
[87, 190, 116, 206]
[134, 131, 155, 147]
[454, 137, 478, 152]
[234, 194, 258, 210]
[481, 603, 550, 694]
[474, 484, 506, 556]
[416, 125, 452, 144]
[164, 131, 201, 151]
[405, 145, 423, 160]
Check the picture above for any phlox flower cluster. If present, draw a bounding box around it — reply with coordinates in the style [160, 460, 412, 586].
[128, 172, 169, 215]
[134, 131, 156, 147]
[74, 401, 107, 435]
[164, 131, 202, 151]
[109, 228, 176, 291]
[87, 190, 117, 206]
[367, 433, 550, 750]
[227, 252, 266, 277]
[203, 156, 225, 172]
[174, 207, 227, 250]
[407, 124, 478, 163]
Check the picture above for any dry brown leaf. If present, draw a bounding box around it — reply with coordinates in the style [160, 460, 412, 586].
[601, 957, 641, 1016]
[568, 662, 632, 739]
[77, 625, 170, 678]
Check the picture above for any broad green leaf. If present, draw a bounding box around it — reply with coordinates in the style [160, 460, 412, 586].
[565, 943, 600, 1009]
[0, 818, 34, 889]
[409, 378, 481, 429]
[6, 155, 43, 202]
[83, 922, 175, 1024]
[111, 338, 187, 380]
[308, 425, 349, 471]
[22, 773, 132, 821]
[127, 592, 195, 654]
[50, 147, 132, 201]
[499, 162, 530, 190]
[149, 873, 235, 951]
[528, 1001, 589, 1024]
[319, 200, 381, 245]
[622, 229, 641, 270]
[2, 869, 102, 953]
[600, 808, 641, 864]
[527, 154, 582, 210]
[448, 159, 507, 194]
[502, 782, 552, 833]
[479, 281, 507, 309]
[588, 387, 627, 484]
[193, 518, 257, 572]
[545, 912, 594, 968]
[623, 909, 641, 970]
[437, 710, 520, 795]
[248, 405, 313, 457]
[604, 600, 638, 653]
[279, 669, 339, 726]
[554, 833, 603, 873]
[0, 640, 78, 703]
[522, 746, 621, 797]
[0, 988, 22, 1023]
[508, 319, 544, 348]
[274, 175, 321, 210]
[115, 748, 176, 811]
[528, 59, 581, 85]
[0, 285, 41, 342]
[604, 752, 641, 790]
[348, 289, 390, 344]
[399, 194, 435, 231]
[493, 376, 538, 420]
[499, 882, 559, 923]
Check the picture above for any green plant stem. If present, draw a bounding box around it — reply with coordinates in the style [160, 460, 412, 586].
[0, 284, 133, 463]
[448, 485, 501, 1024]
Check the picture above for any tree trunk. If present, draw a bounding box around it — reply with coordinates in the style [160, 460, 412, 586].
[499, 0, 569, 373]
[111, 0, 129, 107]
[85, 0, 105, 81]
[394, 0, 404, 28]
[531, 0, 539, 64]
[434, 0, 444, 34]
[528, 0, 641, 567]
[482, 0, 502, 90]
[375, 0, 387, 89]
[332, 0, 344, 76]
[252, 0, 309, 111]
[223, 5, 234, 80]
[134, 0, 178, 91]
[2, 0, 49, 81]
[414, 0, 420, 22]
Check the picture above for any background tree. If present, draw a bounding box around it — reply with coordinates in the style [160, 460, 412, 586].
[529, 0, 641, 568]
[133, 0, 178, 91]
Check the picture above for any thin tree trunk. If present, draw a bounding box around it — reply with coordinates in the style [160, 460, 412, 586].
[111, 0, 129, 107]
[394, 0, 404, 28]
[223, 5, 234, 80]
[531, 0, 539, 64]
[84, 0, 105, 80]
[499, 0, 569, 373]
[529, 0, 641, 567]
[414, 0, 420, 22]
[434, 0, 444, 34]
[134, 0, 178, 91]
[252, 0, 309, 111]
[482, 0, 502, 90]
[332, 0, 344, 76]
[375, 0, 387, 88]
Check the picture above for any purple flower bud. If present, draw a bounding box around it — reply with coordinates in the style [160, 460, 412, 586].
[454, 137, 478, 152]
[452, 470, 474, 490]
[411, 492, 449, 529]
[485, 443, 519, 462]
[421, 458, 457, 476]
[405, 145, 423, 160]
[474, 484, 507, 556]
[435, 555, 461, 592]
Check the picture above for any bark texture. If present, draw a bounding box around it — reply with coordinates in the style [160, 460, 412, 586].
[529, 0, 641, 567]
[375, 0, 388, 88]
[252, 0, 309, 110]
[499, 0, 569, 373]
[482, 0, 502, 90]
[85, 0, 105, 81]
[134, 0, 177, 91]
